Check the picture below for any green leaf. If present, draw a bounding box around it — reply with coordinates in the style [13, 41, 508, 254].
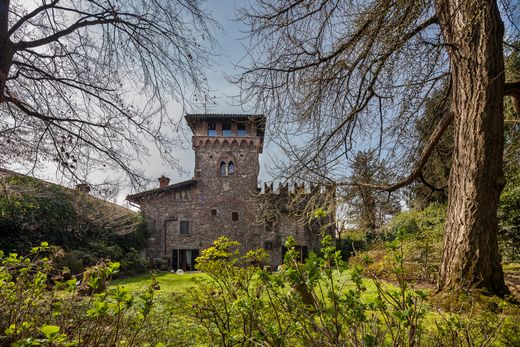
[40, 325, 59, 338]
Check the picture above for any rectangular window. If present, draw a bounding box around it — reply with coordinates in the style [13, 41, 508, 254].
[237, 123, 247, 136]
[222, 123, 232, 136]
[211, 209, 217, 216]
[208, 123, 216, 136]
[179, 220, 190, 234]
[232, 212, 239, 221]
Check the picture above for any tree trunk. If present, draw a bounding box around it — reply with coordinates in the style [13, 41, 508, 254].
[0, 0, 12, 99]
[436, 0, 509, 295]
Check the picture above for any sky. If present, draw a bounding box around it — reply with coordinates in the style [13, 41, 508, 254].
[131, 0, 276, 197]
[13, 0, 277, 204]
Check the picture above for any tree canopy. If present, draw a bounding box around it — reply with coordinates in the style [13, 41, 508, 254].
[0, 0, 214, 186]
[238, 0, 520, 295]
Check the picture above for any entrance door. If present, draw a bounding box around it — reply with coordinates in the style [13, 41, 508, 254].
[171, 249, 200, 271]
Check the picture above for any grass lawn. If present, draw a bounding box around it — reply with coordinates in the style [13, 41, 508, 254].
[112, 269, 419, 302]
[111, 271, 209, 296]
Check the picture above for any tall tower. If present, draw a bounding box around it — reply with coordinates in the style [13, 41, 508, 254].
[185, 113, 266, 250]
[185, 114, 265, 192]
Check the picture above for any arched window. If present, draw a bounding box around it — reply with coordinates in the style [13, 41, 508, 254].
[228, 161, 235, 175]
[220, 161, 227, 176]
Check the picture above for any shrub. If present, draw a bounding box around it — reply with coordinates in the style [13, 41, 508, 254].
[351, 203, 446, 283]
[0, 242, 175, 346]
[0, 172, 150, 276]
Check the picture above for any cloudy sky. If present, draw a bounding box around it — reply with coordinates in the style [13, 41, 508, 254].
[134, 0, 275, 195]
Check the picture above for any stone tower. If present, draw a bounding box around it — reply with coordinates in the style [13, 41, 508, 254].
[185, 113, 266, 250]
[186, 114, 265, 192]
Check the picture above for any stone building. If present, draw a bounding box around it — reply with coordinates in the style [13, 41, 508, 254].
[127, 114, 334, 270]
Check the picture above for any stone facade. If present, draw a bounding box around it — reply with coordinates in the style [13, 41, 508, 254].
[127, 114, 334, 269]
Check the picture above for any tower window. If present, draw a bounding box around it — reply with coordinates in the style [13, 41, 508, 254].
[179, 220, 190, 235]
[228, 161, 235, 175]
[232, 212, 239, 221]
[211, 209, 217, 216]
[208, 123, 216, 136]
[237, 123, 247, 136]
[222, 123, 232, 136]
[220, 161, 227, 176]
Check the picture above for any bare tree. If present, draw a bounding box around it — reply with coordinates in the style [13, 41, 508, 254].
[237, 0, 520, 295]
[0, 0, 215, 186]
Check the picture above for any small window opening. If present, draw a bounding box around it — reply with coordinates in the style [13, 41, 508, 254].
[237, 123, 247, 136]
[175, 191, 181, 200]
[266, 220, 273, 231]
[264, 241, 273, 250]
[211, 209, 217, 216]
[179, 220, 190, 235]
[228, 161, 235, 175]
[232, 212, 239, 221]
[222, 123, 232, 136]
[220, 161, 227, 176]
[208, 123, 216, 136]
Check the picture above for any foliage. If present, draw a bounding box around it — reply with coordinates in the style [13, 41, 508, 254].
[498, 168, 520, 263]
[3, 241, 519, 346]
[184, 235, 485, 346]
[0, 243, 165, 346]
[341, 150, 401, 239]
[409, 83, 452, 208]
[0, 172, 149, 276]
[351, 203, 446, 283]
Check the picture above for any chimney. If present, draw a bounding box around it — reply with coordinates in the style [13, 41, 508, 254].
[158, 175, 170, 188]
[75, 183, 91, 194]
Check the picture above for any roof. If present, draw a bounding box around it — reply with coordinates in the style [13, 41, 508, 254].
[185, 113, 265, 121]
[126, 179, 197, 203]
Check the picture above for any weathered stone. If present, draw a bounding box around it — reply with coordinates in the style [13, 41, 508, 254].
[127, 114, 334, 270]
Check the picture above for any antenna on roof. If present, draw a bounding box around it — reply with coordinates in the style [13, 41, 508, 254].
[194, 91, 217, 114]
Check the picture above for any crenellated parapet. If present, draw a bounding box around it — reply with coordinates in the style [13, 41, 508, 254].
[193, 136, 263, 153]
[260, 181, 335, 198]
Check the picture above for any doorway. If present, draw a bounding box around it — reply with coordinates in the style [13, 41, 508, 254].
[171, 249, 200, 271]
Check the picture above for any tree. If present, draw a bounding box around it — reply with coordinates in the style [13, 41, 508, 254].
[238, 0, 520, 295]
[0, 0, 214, 185]
[342, 150, 400, 239]
[410, 83, 452, 209]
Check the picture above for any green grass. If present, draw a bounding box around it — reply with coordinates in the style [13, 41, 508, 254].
[111, 272, 209, 296]
[503, 263, 520, 272]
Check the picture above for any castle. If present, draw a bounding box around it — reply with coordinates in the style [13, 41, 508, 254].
[126, 114, 334, 270]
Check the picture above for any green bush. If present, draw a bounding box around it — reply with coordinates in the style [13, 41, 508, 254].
[182, 234, 519, 346]
[2, 241, 518, 346]
[498, 178, 520, 262]
[0, 243, 155, 346]
[0, 172, 150, 276]
[351, 203, 445, 283]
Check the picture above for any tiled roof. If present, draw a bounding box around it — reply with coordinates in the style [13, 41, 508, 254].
[126, 179, 197, 202]
[185, 113, 265, 120]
